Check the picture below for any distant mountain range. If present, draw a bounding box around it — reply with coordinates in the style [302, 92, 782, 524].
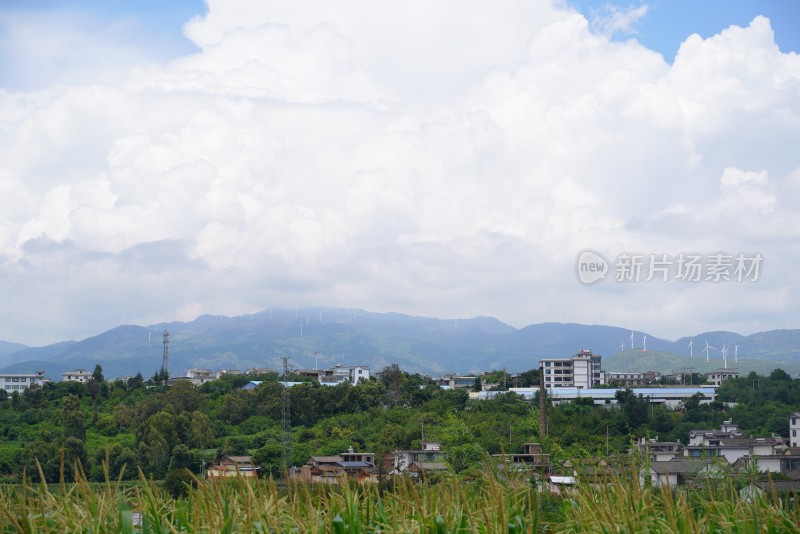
[1, 307, 799, 380]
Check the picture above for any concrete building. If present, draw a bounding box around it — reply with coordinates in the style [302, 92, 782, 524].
[492, 443, 551, 473]
[704, 369, 740, 387]
[62, 369, 92, 383]
[317, 365, 370, 385]
[185, 368, 215, 385]
[437, 375, 479, 389]
[385, 441, 448, 478]
[790, 412, 800, 448]
[606, 371, 660, 387]
[540, 349, 605, 390]
[1, 371, 47, 392]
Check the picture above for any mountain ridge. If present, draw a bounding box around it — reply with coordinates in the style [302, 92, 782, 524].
[1, 308, 799, 379]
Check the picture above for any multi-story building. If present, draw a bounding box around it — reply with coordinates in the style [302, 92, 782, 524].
[385, 441, 447, 476]
[185, 368, 215, 385]
[540, 349, 605, 390]
[704, 369, 740, 387]
[317, 365, 370, 385]
[62, 369, 92, 383]
[606, 371, 660, 387]
[791, 412, 800, 448]
[1, 371, 47, 392]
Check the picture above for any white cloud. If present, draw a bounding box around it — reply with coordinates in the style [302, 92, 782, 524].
[587, 3, 649, 38]
[0, 2, 798, 345]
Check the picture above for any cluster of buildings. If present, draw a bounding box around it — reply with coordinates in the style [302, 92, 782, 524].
[207, 442, 449, 483]
[171, 364, 371, 387]
[639, 418, 800, 489]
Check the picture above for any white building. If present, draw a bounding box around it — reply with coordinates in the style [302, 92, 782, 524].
[62, 369, 92, 383]
[791, 412, 800, 448]
[540, 349, 605, 390]
[184, 368, 215, 385]
[477, 386, 715, 409]
[2, 371, 47, 391]
[318, 365, 370, 385]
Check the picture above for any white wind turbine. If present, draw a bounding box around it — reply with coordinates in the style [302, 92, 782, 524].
[619, 342, 626, 352]
[734, 345, 739, 363]
[642, 334, 647, 352]
[721, 344, 729, 369]
[703, 339, 715, 363]
[688, 338, 694, 358]
[630, 331, 635, 350]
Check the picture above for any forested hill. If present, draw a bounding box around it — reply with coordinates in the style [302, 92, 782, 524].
[1, 308, 800, 379]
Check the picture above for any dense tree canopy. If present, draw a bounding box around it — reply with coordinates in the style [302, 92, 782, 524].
[0, 364, 797, 483]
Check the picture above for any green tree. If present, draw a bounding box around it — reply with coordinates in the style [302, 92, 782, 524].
[62, 394, 85, 440]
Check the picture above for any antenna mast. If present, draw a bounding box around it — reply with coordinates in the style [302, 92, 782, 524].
[161, 328, 170, 379]
[281, 356, 292, 474]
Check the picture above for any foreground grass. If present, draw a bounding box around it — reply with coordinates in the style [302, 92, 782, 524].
[0, 467, 798, 533]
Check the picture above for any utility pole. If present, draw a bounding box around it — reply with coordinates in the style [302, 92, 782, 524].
[281, 356, 292, 474]
[538, 363, 547, 440]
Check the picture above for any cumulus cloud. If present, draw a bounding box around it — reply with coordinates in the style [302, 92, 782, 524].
[0, 1, 798, 345]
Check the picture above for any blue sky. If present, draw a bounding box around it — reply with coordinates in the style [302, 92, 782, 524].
[0, 0, 798, 345]
[569, 0, 800, 59]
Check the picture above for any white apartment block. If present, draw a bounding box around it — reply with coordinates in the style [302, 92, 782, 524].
[2, 371, 47, 391]
[62, 369, 92, 383]
[791, 412, 800, 448]
[540, 349, 605, 390]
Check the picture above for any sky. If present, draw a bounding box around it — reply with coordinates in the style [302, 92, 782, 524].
[0, 0, 799, 346]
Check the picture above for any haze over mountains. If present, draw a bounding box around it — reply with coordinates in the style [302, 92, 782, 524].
[1, 308, 799, 380]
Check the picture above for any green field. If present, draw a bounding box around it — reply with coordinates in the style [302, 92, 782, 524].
[1, 466, 797, 533]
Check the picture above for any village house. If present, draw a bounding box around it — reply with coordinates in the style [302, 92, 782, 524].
[207, 456, 260, 479]
[644, 458, 724, 488]
[491, 443, 551, 474]
[62, 369, 92, 383]
[296, 446, 377, 484]
[633, 416, 800, 484]
[384, 441, 448, 479]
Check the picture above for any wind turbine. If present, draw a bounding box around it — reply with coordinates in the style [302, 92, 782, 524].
[630, 331, 635, 350]
[619, 342, 625, 352]
[734, 345, 739, 363]
[703, 339, 715, 363]
[721, 344, 728, 369]
[643, 334, 647, 352]
[688, 338, 693, 358]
